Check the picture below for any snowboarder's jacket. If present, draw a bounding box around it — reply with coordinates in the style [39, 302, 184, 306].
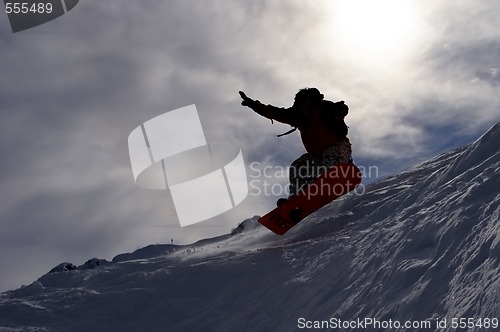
[251, 99, 349, 158]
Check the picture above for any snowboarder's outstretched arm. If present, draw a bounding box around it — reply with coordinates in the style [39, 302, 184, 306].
[239, 91, 297, 126]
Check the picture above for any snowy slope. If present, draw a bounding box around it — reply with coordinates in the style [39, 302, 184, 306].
[0, 123, 499, 332]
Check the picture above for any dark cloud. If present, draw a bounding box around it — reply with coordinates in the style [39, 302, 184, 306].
[426, 39, 500, 84]
[400, 99, 482, 154]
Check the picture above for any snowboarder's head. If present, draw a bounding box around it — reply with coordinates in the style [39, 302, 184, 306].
[293, 88, 324, 114]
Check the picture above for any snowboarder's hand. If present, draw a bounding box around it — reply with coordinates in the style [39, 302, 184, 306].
[239, 91, 257, 108]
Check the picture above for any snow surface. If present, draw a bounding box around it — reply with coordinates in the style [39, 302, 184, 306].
[0, 123, 499, 332]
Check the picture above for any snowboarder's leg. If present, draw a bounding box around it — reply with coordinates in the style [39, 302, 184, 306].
[288, 153, 322, 196]
[287, 142, 352, 197]
[322, 141, 353, 167]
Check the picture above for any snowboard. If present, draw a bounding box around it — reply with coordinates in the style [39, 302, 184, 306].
[258, 163, 362, 235]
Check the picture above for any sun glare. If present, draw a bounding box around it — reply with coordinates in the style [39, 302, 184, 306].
[329, 0, 422, 66]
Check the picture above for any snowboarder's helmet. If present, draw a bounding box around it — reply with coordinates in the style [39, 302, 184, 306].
[294, 88, 324, 105]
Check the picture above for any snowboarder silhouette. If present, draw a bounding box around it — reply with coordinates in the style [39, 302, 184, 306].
[239, 88, 352, 199]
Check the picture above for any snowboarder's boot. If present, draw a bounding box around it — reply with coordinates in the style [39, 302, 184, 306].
[276, 198, 288, 207]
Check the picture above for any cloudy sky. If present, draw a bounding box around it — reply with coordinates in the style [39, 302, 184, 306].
[1, 0, 499, 292]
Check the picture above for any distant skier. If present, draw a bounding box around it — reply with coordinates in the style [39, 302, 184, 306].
[239, 88, 352, 198]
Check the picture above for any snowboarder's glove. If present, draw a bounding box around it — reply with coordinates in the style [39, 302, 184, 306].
[239, 91, 258, 109]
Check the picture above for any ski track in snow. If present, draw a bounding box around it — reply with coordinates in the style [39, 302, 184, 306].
[0, 124, 499, 332]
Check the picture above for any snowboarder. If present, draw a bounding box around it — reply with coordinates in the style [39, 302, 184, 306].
[239, 88, 352, 198]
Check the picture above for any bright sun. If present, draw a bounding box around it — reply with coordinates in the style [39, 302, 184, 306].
[329, 0, 422, 66]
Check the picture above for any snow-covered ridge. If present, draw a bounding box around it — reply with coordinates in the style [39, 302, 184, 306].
[0, 123, 498, 332]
